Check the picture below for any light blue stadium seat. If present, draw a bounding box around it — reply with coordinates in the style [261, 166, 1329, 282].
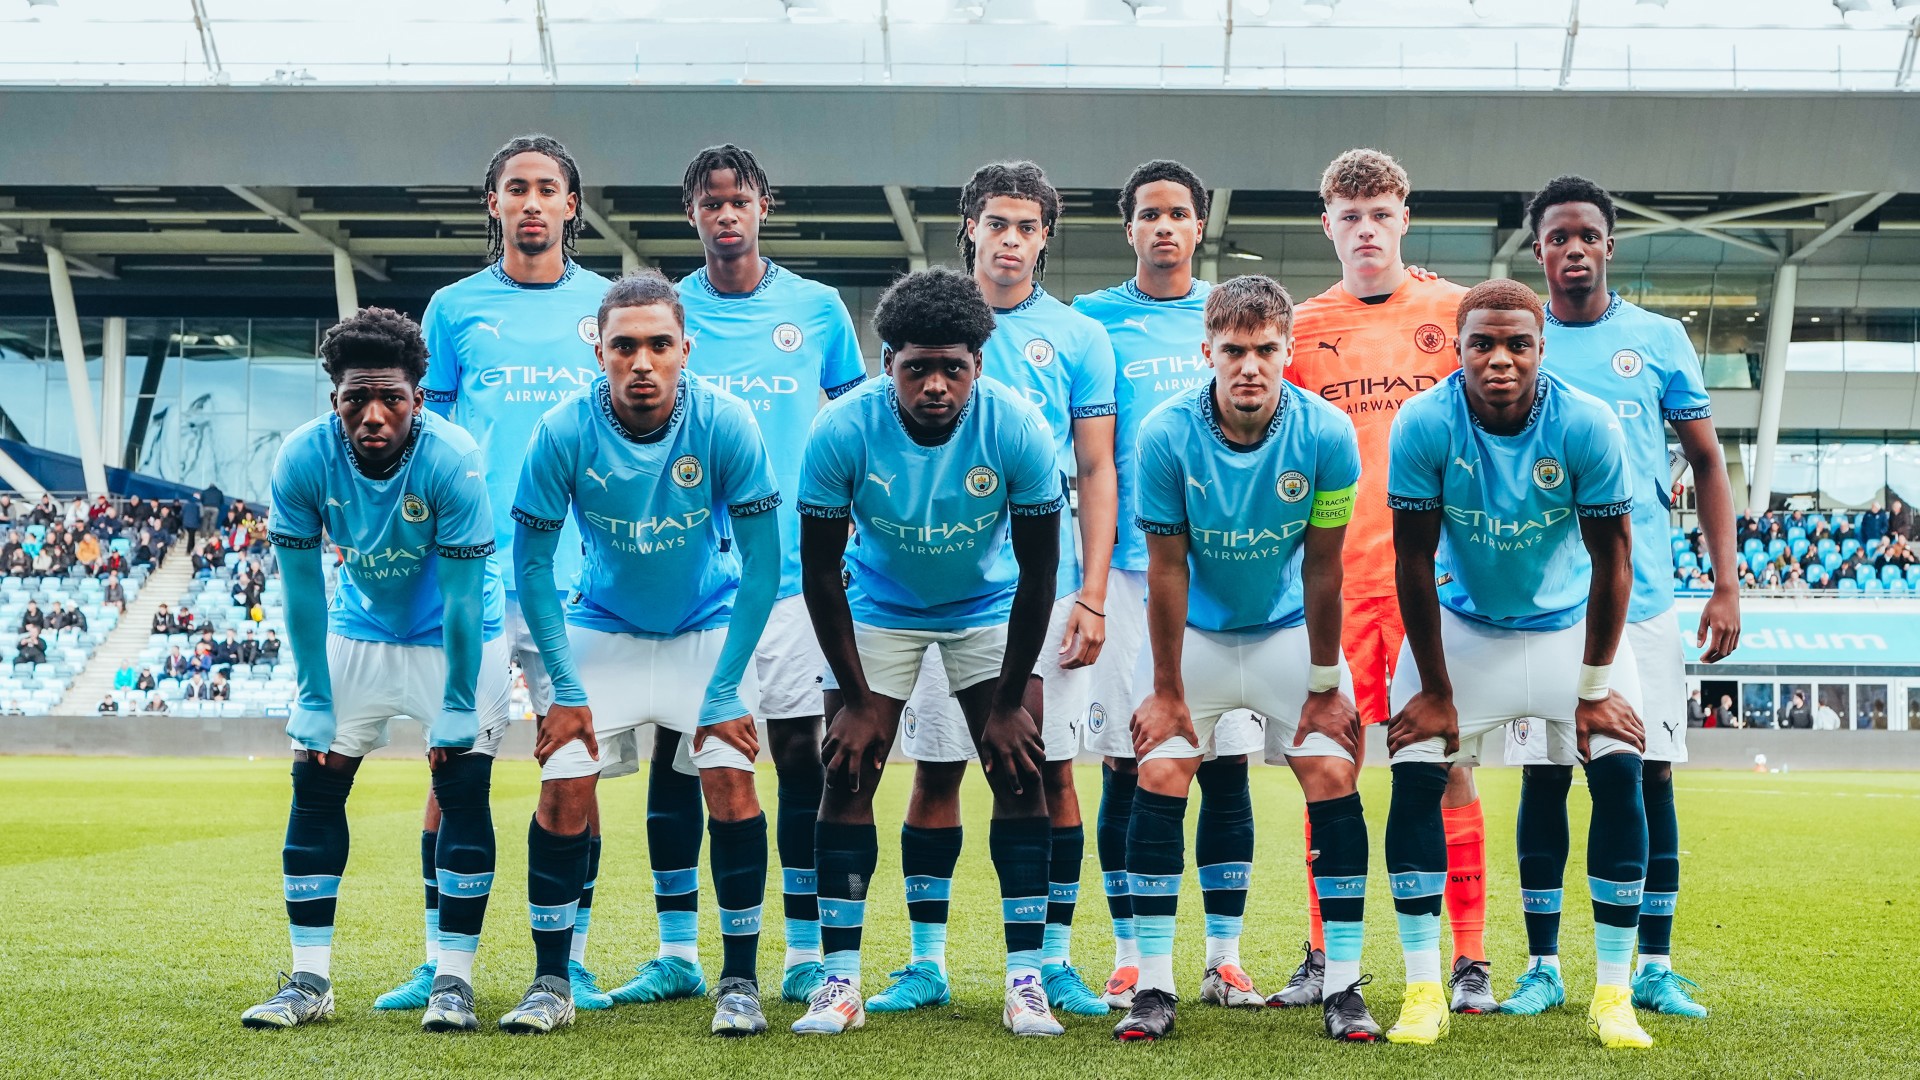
[1882, 564, 1903, 583]
[1865, 579, 1885, 593]
[1787, 527, 1806, 542]
[1675, 552, 1697, 569]
[1840, 577, 1860, 592]
[1790, 538, 1809, 559]
[1906, 566, 1920, 585]
[1817, 538, 1836, 555]
[1823, 552, 1842, 573]
[1842, 539, 1861, 557]
[1766, 538, 1787, 557]
[1742, 538, 1763, 556]
[1888, 580, 1909, 595]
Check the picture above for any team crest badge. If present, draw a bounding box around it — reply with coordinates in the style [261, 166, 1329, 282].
[672, 455, 703, 488]
[1277, 471, 1310, 503]
[1533, 458, 1565, 490]
[577, 316, 600, 345]
[400, 494, 430, 523]
[1513, 716, 1531, 745]
[1024, 338, 1056, 367]
[904, 707, 919, 741]
[966, 466, 999, 497]
[1611, 349, 1644, 377]
[773, 322, 804, 352]
[1088, 703, 1107, 734]
[1414, 323, 1447, 354]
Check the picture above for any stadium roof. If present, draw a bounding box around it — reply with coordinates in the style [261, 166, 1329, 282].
[2, 0, 1919, 92]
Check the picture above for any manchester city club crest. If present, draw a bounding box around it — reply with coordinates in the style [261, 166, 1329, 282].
[400, 493, 430, 523]
[773, 322, 804, 352]
[1088, 702, 1107, 733]
[966, 466, 999, 497]
[1024, 338, 1056, 367]
[1513, 716, 1532, 745]
[1611, 348, 1644, 377]
[1277, 470, 1309, 502]
[1533, 457, 1565, 490]
[577, 315, 600, 345]
[904, 706, 919, 741]
[1414, 323, 1447, 354]
[672, 455, 703, 488]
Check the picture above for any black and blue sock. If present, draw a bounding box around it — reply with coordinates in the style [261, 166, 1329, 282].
[901, 824, 962, 973]
[1196, 758, 1253, 969]
[282, 758, 352, 981]
[710, 813, 768, 985]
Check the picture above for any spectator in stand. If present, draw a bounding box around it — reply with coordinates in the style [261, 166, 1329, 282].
[103, 570, 126, 614]
[132, 531, 156, 569]
[113, 661, 136, 691]
[182, 671, 210, 701]
[74, 531, 101, 575]
[1785, 508, 1808, 534]
[48, 601, 86, 633]
[94, 503, 122, 540]
[1862, 500, 1889, 545]
[0, 697, 24, 715]
[1881, 537, 1915, 571]
[209, 670, 232, 701]
[1783, 690, 1813, 729]
[1813, 698, 1842, 730]
[31, 545, 54, 576]
[29, 494, 59, 526]
[14, 627, 46, 665]
[100, 548, 127, 577]
[18, 600, 44, 634]
[134, 666, 157, 693]
[150, 603, 177, 636]
[1714, 693, 1738, 728]
[180, 497, 201, 548]
[214, 629, 241, 671]
[189, 642, 216, 677]
[238, 627, 261, 667]
[1738, 564, 1760, 590]
[162, 645, 190, 680]
[125, 495, 144, 524]
[1783, 565, 1807, 592]
[190, 546, 212, 578]
[1890, 497, 1913, 541]
[96, 692, 119, 715]
[174, 604, 195, 633]
[144, 694, 169, 715]
[87, 494, 110, 524]
[245, 511, 268, 555]
[258, 629, 281, 666]
[1686, 689, 1708, 728]
[0, 495, 17, 523]
[3, 542, 26, 578]
[1838, 550, 1870, 583]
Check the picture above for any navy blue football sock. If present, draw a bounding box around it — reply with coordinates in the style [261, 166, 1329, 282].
[1517, 764, 1574, 958]
[709, 813, 768, 984]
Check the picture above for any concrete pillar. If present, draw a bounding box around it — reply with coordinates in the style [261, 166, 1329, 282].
[332, 248, 358, 322]
[100, 316, 126, 467]
[1748, 264, 1799, 515]
[45, 247, 109, 496]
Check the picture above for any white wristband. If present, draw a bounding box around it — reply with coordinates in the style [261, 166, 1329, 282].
[1576, 663, 1612, 702]
[1308, 664, 1342, 694]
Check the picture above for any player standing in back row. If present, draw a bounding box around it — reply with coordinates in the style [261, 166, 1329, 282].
[1072, 160, 1271, 1012]
[605, 144, 867, 1010]
[1282, 149, 1493, 1013]
[869, 162, 1114, 1020]
[403, 134, 614, 1011]
[1497, 176, 1740, 1022]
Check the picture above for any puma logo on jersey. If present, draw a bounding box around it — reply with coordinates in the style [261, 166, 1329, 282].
[1663, 721, 1678, 737]
[325, 497, 350, 508]
[1317, 338, 1342, 357]
[584, 467, 613, 491]
[475, 319, 504, 338]
[1187, 476, 1213, 498]
[1453, 456, 1478, 477]
[1121, 316, 1151, 332]
[867, 472, 897, 496]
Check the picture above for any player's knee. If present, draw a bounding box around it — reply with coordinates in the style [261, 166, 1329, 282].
[1041, 757, 1075, 795]
[1137, 755, 1197, 799]
[700, 766, 762, 822]
[1641, 759, 1674, 788]
[766, 715, 825, 778]
[535, 777, 595, 835]
[1442, 761, 1478, 805]
[290, 756, 355, 814]
[1288, 755, 1354, 804]
[430, 752, 493, 814]
[1521, 763, 1575, 799]
[912, 760, 967, 801]
[1103, 755, 1137, 777]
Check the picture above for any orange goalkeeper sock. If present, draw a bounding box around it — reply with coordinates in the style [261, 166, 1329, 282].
[1443, 798, 1487, 963]
[1304, 807, 1325, 953]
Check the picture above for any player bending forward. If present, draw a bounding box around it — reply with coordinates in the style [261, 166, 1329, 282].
[243, 309, 512, 1033]
[1116, 275, 1376, 1044]
[501, 271, 781, 1036]
[1380, 279, 1654, 1050]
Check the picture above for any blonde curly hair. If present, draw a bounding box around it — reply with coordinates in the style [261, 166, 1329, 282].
[1319, 148, 1410, 206]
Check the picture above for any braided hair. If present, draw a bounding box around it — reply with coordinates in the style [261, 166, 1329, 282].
[956, 161, 1061, 276]
[682, 144, 772, 209]
[484, 134, 582, 262]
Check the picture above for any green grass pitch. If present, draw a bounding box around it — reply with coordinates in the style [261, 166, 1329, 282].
[2, 757, 1916, 1079]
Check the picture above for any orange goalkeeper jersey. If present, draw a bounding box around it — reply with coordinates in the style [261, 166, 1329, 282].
[1287, 276, 1468, 599]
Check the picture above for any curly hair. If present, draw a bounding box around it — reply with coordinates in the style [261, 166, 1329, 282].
[956, 161, 1061, 275]
[1455, 278, 1545, 334]
[1525, 174, 1617, 236]
[874, 267, 997, 354]
[1318, 148, 1411, 206]
[1203, 275, 1295, 339]
[320, 307, 430, 386]
[484, 134, 582, 262]
[1119, 159, 1210, 224]
[596, 269, 685, 334]
[682, 143, 772, 209]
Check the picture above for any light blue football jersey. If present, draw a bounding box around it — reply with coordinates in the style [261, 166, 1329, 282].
[679, 260, 868, 600]
[421, 260, 611, 596]
[1136, 382, 1361, 633]
[1387, 370, 1635, 631]
[268, 410, 505, 646]
[1072, 279, 1213, 574]
[1543, 292, 1712, 624]
[797, 376, 1064, 630]
[983, 286, 1117, 598]
[512, 375, 780, 638]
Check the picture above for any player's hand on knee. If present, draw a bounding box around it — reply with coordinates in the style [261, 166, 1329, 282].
[1130, 693, 1196, 760]
[1387, 690, 1458, 757]
[1574, 691, 1644, 762]
[696, 714, 760, 762]
[535, 703, 597, 765]
[823, 698, 891, 791]
[980, 704, 1044, 794]
[1295, 688, 1361, 758]
[429, 705, 478, 753]
[1058, 604, 1106, 670]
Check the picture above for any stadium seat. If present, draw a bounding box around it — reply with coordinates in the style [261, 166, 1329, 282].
[1766, 538, 1787, 558]
[1790, 538, 1809, 559]
[1865, 579, 1885, 593]
[1906, 566, 1920, 586]
[1743, 538, 1763, 556]
[1883, 565, 1903, 583]
[1676, 552, 1697, 570]
[1840, 578, 1860, 592]
[1889, 580, 1909, 596]
[1823, 552, 1842, 573]
[1787, 527, 1806, 542]
[1843, 539, 1861, 558]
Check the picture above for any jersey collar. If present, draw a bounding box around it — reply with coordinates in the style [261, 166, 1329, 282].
[1121, 278, 1203, 304]
[333, 412, 423, 480]
[488, 259, 578, 291]
[697, 258, 779, 300]
[993, 284, 1046, 316]
[1545, 291, 1622, 328]
[1464, 371, 1551, 437]
[596, 377, 687, 445]
[887, 380, 973, 447]
[1201, 380, 1287, 453]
